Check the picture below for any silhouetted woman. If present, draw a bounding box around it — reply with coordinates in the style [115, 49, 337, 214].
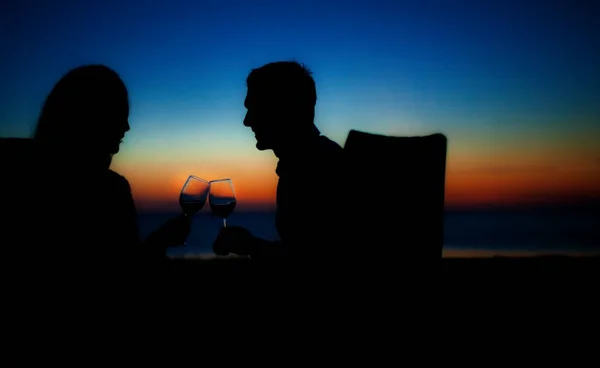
[25, 65, 189, 287]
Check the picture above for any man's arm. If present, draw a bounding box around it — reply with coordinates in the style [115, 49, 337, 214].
[250, 238, 288, 259]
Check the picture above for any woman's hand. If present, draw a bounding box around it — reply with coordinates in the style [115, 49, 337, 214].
[146, 214, 192, 249]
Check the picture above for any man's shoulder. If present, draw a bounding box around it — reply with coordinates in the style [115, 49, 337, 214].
[106, 169, 132, 190]
[317, 135, 343, 152]
[277, 135, 343, 178]
[310, 136, 346, 176]
[316, 135, 344, 162]
[107, 169, 127, 181]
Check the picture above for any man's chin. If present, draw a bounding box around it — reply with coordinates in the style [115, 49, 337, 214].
[255, 141, 270, 151]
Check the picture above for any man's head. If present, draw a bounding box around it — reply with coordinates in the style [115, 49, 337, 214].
[244, 61, 319, 151]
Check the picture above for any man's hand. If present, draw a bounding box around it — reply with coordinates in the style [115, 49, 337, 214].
[213, 226, 255, 256]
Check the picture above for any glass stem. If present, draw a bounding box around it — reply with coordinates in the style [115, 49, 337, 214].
[181, 212, 190, 245]
[223, 217, 227, 227]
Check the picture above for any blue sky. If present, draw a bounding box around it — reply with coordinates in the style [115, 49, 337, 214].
[2, 0, 598, 138]
[1, 0, 598, 208]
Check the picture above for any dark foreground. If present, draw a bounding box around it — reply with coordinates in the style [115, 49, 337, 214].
[169, 257, 600, 307]
[169, 255, 600, 271]
[5, 255, 598, 338]
[168, 255, 600, 283]
[162, 256, 600, 308]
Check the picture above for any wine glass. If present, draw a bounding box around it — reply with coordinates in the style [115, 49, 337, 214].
[180, 175, 210, 216]
[209, 178, 236, 227]
[179, 175, 210, 245]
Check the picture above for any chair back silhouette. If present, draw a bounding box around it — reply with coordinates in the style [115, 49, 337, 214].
[0, 137, 36, 204]
[342, 130, 447, 271]
[0, 137, 38, 262]
[0, 137, 35, 162]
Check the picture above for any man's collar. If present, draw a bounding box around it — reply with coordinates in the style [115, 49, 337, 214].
[275, 135, 327, 177]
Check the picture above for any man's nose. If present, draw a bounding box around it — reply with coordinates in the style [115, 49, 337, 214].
[243, 113, 251, 127]
[125, 120, 130, 132]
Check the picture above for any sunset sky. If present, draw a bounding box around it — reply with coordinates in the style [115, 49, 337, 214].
[1, 0, 598, 211]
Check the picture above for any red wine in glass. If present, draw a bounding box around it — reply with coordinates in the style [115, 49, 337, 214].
[179, 196, 206, 215]
[209, 178, 236, 227]
[178, 175, 210, 245]
[179, 175, 210, 215]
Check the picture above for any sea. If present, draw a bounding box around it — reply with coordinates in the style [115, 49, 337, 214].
[137, 209, 600, 259]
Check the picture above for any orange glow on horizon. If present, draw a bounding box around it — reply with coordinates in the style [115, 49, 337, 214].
[445, 163, 600, 207]
[113, 159, 279, 211]
[124, 164, 599, 210]
[112, 139, 600, 211]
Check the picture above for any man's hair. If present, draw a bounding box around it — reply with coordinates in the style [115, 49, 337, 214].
[246, 61, 317, 108]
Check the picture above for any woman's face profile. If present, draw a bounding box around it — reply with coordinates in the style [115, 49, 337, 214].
[75, 84, 130, 155]
[89, 93, 130, 155]
[38, 66, 132, 157]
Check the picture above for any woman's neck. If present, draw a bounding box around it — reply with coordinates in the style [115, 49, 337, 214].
[38, 142, 112, 172]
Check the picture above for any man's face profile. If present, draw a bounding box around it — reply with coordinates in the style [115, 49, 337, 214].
[244, 88, 283, 151]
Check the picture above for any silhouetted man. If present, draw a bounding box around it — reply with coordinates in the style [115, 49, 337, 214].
[213, 61, 347, 267]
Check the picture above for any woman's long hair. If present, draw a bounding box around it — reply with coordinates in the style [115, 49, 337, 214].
[33, 64, 129, 168]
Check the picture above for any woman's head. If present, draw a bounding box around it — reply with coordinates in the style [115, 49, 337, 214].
[34, 65, 130, 157]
